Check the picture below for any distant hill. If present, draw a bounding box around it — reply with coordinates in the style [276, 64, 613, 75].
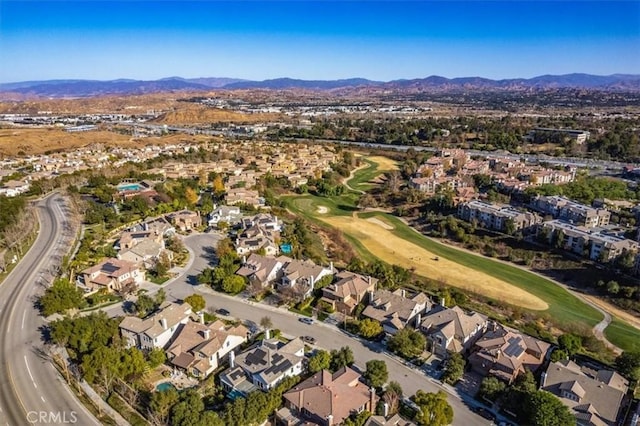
[0, 78, 212, 98]
[1, 74, 639, 98]
[222, 77, 381, 90]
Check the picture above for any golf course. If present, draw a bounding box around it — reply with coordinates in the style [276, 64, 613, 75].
[285, 155, 640, 352]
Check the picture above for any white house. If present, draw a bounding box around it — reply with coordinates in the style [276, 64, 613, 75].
[119, 302, 192, 350]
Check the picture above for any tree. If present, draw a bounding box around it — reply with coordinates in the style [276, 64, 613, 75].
[184, 294, 206, 312]
[606, 280, 620, 295]
[308, 350, 331, 373]
[184, 187, 199, 206]
[212, 175, 225, 196]
[148, 347, 166, 368]
[524, 390, 576, 426]
[222, 275, 246, 294]
[615, 350, 640, 381]
[330, 346, 355, 371]
[81, 346, 121, 391]
[135, 294, 157, 317]
[150, 386, 179, 425]
[153, 251, 172, 278]
[387, 328, 425, 359]
[383, 381, 403, 415]
[358, 318, 383, 339]
[260, 316, 273, 332]
[364, 360, 388, 389]
[478, 376, 506, 402]
[39, 278, 87, 316]
[358, 194, 378, 210]
[412, 390, 453, 426]
[557, 333, 582, 356]
[550, 348, 569, 362]
[442, 352, 465, 385]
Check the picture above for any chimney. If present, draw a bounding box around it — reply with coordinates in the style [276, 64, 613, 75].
[161, 318, 168, 330]
[369, 386, 376, 412]
[229, 350, 235, 368]
[415, 313, 421, 327]
[144, 222, 148, 231]
[242, 255, 247, 264]
[330, 261, 334, 273]
[401, 289, 406, 298]
[199, 311, 205, 324]
[326, 415, 333, 426]
[383, 402, 389, 417]
[440, 298, 446, 308]
[203, 329, 211, 340]
[265, 329, 270, 340]
[367, 275, 372, 286]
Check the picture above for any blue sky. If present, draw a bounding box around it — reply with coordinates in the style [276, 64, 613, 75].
[1, 1, 639, 83]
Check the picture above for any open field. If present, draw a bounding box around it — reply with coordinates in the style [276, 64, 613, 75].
[155, 106, 282, 124]
[583, 295, 640, 330]
[0, 128, 215, 156]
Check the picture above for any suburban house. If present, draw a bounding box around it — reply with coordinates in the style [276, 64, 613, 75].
[119, 302, 192, 350]
[468, 324, 551, 384]
[235, 226, 280, 256]
[0, 179, 30, 197]
[235, 253, 286, 288]
[278, 259, 333, 300]
[364, 414, 416, 426]
[81, 257, 145, 293]
[167, 210, 202, 232]
[277, 367, 378, 426]
[241, 213, 282, 233]
[420, 305, 489, 358]
[225, 188, 264, 208]
[208, 205, 243, 227]
[541, 360, 629, 426]
[361, 289, 431, 335]
[319, 271, 377, 315]
[116, 229, 164, 250]
[117, 238, 173, 270]
[166, 317, 248, 379]
[219, 337, 305, 395]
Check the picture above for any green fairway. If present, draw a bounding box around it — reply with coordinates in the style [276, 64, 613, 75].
[348, 159, 384, 191]
[284, 156, 640, 350]
[604, 317, 640, 352]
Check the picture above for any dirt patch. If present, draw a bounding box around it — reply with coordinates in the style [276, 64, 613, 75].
[584, 295, 640, 331]
[368, 156, 399, 171]
[317, 206, 328, 214]
[320, 214, 549, 311]
[366, 217, 394, 230]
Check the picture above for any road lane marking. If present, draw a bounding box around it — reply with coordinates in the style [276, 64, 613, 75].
[24, 356, 37, 388]
[40, 396, 45, 403]
[21, 311, 26, 329]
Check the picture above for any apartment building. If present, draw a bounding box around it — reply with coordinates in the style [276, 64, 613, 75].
[458, 200, 540, 233]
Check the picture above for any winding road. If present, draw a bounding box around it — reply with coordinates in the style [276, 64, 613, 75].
[0, 193, 98, 426]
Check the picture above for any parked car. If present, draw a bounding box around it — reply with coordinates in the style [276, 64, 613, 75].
[216, 308, 230, 316]
[299, 317, 314, 325]
[302, 335, 316, 344]
[474, 407, 495, 421]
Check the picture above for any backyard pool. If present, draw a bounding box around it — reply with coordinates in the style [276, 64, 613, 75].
[117, 183, 143, 191]
[156, 382, 176, 392]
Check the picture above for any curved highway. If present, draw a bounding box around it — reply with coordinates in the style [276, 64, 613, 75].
[0, 193, 99, 426]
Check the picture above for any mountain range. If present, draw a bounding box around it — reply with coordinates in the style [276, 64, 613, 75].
[1, 73, 639, 98]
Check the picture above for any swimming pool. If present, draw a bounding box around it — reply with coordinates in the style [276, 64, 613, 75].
[156, 382, 176, 392]
[117, 183, 143, 191]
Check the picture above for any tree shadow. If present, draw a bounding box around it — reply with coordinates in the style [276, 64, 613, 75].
[201, 246, 218, 265]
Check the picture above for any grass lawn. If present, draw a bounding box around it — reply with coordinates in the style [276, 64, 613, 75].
[604, 317, 640, 352]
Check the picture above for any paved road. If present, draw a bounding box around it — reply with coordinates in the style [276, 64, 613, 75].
[0, 194, 99, 426]
[122, 233, 494, 426]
